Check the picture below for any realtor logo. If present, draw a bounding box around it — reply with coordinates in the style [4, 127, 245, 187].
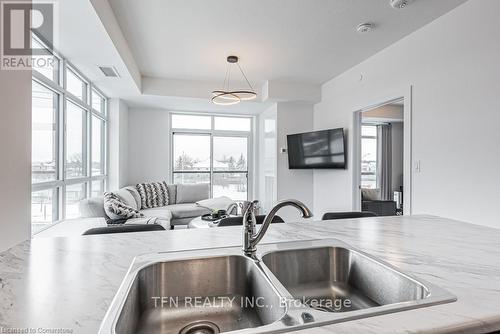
[1, 0, 58, 70]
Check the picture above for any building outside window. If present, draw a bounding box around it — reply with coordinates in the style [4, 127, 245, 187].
[171, 113, 252, 202]
[31, 34, 108, 234]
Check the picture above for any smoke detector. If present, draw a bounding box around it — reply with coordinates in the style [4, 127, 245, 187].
[390, 0, 412, 9]
[356, 23, 374, 34]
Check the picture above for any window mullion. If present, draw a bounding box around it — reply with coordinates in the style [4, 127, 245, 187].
[58, 89, 66, 221]
[210, 133, 214, 198]
[101, 119, 106, 176]
[86, 108, 91, 189]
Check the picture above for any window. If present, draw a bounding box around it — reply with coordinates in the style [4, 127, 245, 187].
[32, 81, 58, 183]
[91, 180, 105, 198]
[66, 68, 87, 101]
[31, 188, 57, 234]
[173, 134, 211, 185]
[92, 116, 104, 175]
[31, 36, 59, 84]
[65, 183, 86, 219]
[172, 114, 211, 130]
[65, 102, 86, 178]
[31, 33, 108, 233]
[361, 125, 378, 189]
[91, 89, 105, 114]
[171, 114, 252, 201]
[214, 117, 251, 131]
[213, 136, 248, 201]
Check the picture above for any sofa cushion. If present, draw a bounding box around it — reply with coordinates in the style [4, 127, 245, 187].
[79, 197, 107, 218]
[165, 204, 211, 219]
[124, 186, 142, 209]
[176, 184, 210, 204]
[167, 184, 177, 204]
[139, 207, 173, 221]
[114, 188, 139, 210]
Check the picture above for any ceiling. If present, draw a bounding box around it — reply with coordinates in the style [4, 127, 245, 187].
[108, 0, 468, 85]
[55, 0, 468, 113]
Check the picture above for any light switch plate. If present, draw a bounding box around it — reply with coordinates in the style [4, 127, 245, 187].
[414, 160, 421, 172]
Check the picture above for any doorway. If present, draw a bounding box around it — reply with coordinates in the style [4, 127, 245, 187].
[353, 97, 411, 216]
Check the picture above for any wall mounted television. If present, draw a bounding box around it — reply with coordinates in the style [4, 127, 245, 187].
[287, 128, 346, 169]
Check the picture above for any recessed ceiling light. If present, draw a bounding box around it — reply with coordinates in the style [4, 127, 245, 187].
[356, 23, 374, 34]
[390, 0, 412, 9]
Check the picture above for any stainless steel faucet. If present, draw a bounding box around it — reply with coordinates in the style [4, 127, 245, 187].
[243, 199, 313, 256]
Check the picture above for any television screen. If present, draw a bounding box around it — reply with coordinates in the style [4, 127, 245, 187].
[287, 128, 346, 169]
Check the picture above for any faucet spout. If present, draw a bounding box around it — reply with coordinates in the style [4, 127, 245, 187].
[243, 199, 313, 256]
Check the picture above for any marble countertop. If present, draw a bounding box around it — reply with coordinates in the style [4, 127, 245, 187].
[1, 215, 500, 334]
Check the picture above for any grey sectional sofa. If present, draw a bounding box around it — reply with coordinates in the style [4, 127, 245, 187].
[80, 183, 212, 229]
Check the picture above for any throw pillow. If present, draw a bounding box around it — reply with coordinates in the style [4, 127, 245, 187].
[136, 181, 170, 209]
[103, 192, 144, 220]
[176, 183, 210, 204]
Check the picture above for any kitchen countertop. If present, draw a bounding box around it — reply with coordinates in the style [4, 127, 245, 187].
[1, 215, 500, 334]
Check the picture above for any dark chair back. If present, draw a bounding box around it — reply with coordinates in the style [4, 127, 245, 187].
[361, 200, 397, 216]
[217, 215, 284, 227]
[82, 224, 165, 235]
[322, 211, 377, 220]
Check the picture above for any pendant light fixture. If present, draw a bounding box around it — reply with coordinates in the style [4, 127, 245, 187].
[211, 55, 257, 105]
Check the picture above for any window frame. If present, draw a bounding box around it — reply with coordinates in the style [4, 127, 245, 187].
[170, 113, 254, 201]
[31, 33, 108, 234]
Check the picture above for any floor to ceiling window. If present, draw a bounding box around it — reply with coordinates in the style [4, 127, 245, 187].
[31, 34, 108, 234]
[171, 114, 252, 201]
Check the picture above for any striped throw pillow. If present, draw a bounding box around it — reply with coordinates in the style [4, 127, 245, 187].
[136, 181, 170, 209]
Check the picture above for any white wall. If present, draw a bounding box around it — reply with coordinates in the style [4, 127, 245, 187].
[0, 69, 32, 251]
[276, 102, 314, 221]
[108, 99, 129, 190]
[314, 0, 500, 228]
[127, 109, 170, 184]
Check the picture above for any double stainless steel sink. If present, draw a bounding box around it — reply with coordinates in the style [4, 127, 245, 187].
[99, 239, 456, 334]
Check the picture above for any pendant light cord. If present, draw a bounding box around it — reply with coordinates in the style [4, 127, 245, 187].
[222, 63, 229, 91]
[237, 62, 254, 91]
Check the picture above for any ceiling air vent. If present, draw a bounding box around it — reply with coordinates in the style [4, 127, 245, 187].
[98, 66, 120, 78]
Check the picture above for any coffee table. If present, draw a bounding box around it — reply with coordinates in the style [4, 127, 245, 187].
[188, 215, 238, 229]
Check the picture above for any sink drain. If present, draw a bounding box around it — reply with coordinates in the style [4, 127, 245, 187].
[179, 321, 220, 334]
[305, 300, 337, 312]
